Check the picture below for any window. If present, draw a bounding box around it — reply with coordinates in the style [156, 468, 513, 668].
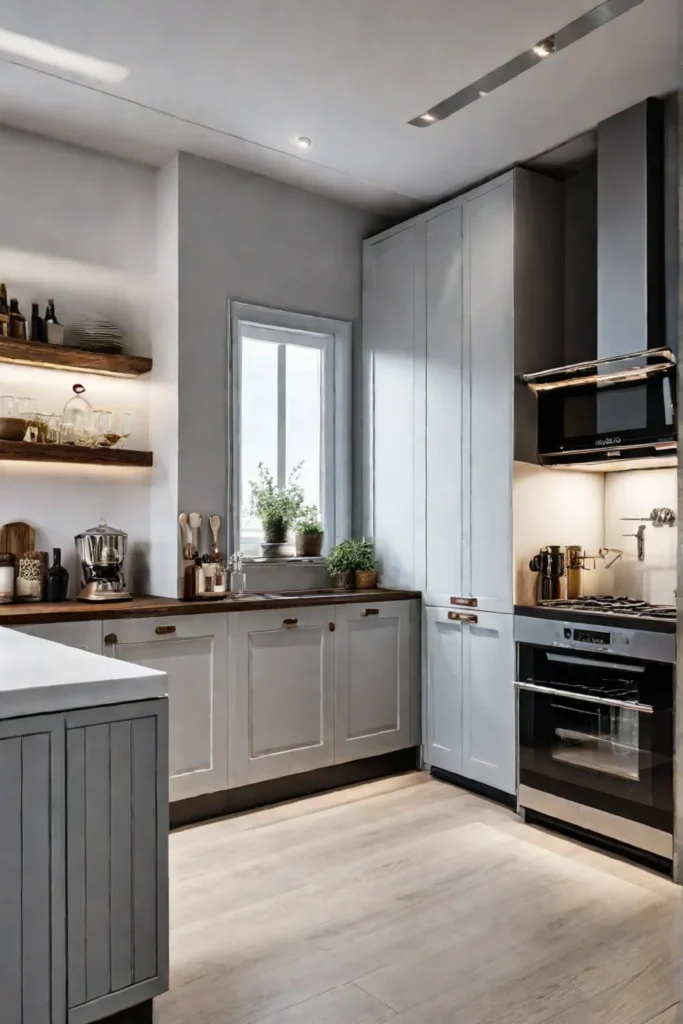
[229, 303, 351, 558]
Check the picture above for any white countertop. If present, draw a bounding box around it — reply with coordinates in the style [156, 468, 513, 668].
[0, 627, 167, 719]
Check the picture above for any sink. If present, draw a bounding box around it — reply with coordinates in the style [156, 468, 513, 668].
[261, 589, 349, 600]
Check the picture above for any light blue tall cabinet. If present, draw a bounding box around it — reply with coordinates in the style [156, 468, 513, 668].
[363, 168, 564, 796]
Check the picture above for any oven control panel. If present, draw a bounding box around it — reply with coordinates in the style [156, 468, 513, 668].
[513, 613, 675, 665]
[563, 627, 611, 646]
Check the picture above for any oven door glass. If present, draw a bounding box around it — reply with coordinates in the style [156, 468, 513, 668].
[517, 644, 673, 834]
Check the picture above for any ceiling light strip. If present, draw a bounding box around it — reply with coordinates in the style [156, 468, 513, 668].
[408, 0, 644, 127]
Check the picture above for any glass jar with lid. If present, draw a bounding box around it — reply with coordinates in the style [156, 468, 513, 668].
[60, 383, 95, 445]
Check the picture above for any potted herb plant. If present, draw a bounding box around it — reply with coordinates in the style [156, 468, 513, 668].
[353, 539, 378, 590]
[248, 462, 304, 557]
[294, 505, 324, 557]
[326, 540, 358, 590]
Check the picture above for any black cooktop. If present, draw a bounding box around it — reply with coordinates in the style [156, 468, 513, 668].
[515, 596, 677, 635]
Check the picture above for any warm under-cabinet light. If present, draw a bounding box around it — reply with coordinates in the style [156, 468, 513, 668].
[420, 112, 436, 122]
[532, 38, 555, 58]
[0, 27, 130, 83]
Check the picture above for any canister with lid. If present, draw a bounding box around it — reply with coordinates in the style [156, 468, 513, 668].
[0, 552, 15, 603]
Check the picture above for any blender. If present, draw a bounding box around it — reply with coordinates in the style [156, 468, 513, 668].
[75, 519, 132, 602]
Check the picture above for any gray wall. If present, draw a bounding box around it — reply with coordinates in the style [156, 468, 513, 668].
[563, 163, 597, 366]
[174, 153, 383, 551]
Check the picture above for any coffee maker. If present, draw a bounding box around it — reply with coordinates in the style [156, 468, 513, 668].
[529, 546, 565, 604]
[75, 519, 132, 602]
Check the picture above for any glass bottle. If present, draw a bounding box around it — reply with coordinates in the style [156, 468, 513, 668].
[0, 283, 9, 337]
[230, 551, 246, 597]
[45, 548, 69, 602]
[9, 298, 27, 340]
[45, 298, 64, 345]
[31, 302, 45, 343]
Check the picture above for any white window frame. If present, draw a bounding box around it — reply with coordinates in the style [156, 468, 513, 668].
[228, 301, 352, 559]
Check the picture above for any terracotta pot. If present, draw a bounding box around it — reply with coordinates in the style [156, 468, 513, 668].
[330, 571, 353, 590]
[295, 532, 323, 557]
[355, 569, 378, 590]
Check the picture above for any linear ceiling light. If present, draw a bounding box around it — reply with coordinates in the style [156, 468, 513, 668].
[0, 27, 130, 84]
[409, 0, 643, 126]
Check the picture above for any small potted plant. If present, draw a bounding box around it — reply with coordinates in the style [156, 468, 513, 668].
[353, 539, 378, 589]
[326, 540, 358, 590]
[248, 462, 304, 557]
[294, 505, 324, 557]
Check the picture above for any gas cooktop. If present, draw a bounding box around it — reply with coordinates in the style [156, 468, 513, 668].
[539, 596, 676, 620]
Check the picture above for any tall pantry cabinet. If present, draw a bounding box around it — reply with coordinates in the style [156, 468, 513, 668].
[363, 168, 563, 796]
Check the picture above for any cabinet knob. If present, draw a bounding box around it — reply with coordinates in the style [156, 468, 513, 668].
[360, 608, 380, 617]
[283, 618, 298, 629]
[155, 624, 176, 635]
[448, 611, 478, 624]
[450, 596, 477, 607]
[329, 622, 336, 632]
[104, 632, 117, 646]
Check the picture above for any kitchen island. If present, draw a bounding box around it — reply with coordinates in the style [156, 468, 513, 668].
[0, 628, 169, 1024]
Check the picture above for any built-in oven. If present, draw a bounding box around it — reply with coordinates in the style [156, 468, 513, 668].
[515, 616, 674, 860]
[521, 348, 676, 467]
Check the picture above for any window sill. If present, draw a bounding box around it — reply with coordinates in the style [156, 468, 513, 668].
[242, 556, 327, 566]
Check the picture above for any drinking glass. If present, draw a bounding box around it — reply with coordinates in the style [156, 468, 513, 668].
[0, 396, 15, 417]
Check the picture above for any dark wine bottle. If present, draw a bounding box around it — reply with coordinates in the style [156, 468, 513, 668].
[9, 298, 27, 340]
[0, 284, 8, 338]
[30, 302, 45, 343]
[45, 548, 69, 602]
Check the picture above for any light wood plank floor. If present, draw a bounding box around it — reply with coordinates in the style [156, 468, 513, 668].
[156, 773, 683, 1024]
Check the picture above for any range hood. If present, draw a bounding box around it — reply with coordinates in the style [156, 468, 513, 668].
[523, 98, 676, 469]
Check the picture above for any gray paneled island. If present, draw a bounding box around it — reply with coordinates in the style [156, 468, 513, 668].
[0, 627, 169, 1024]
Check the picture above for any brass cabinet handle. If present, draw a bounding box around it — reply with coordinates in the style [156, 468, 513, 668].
[329, 622, 336, 632]
[450, 596, 477, 607]
[104, 633, 117, 646]
[155, 624, 176, 635]
[360, 608, 380, 617]
[448, 611, 478, 623]
[283, 618, 298, 629]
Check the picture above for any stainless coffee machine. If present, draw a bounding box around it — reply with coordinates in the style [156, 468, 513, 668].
[75, 519, 132, 602]
[529, 546, 566, 604]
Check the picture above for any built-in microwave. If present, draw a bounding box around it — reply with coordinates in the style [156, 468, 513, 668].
[522, 348, 676, 468]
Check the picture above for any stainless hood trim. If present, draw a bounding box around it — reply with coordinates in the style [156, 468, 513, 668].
[522, 347, 675, 392]
[541, 440, 676, 458]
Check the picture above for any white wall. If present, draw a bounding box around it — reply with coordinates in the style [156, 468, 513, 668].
[0, 126, 156, 593]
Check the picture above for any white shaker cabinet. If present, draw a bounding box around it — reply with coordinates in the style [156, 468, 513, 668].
[12, 619, 103, 655]
[228, 607, 335, 786]
[102, 615, 228, 802]
[334, 600, 413, 763]
[425, 607, 515, 794]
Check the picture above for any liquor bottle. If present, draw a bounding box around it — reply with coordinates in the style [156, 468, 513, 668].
[30, 302, 45, 343]
[9, 298, 27, 340]
[0, 283, 9, 338]
[45, 548, 69, 602]
[45, 298, 64, 345]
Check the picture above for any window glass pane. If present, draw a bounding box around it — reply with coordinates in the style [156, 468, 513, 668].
[286, 343, 322, 517]
[240, 337, 279, 554]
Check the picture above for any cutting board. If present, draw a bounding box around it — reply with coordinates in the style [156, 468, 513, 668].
[0, 521, 36, 561]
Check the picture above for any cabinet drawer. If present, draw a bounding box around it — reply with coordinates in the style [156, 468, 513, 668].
[102, 614, 221, 647]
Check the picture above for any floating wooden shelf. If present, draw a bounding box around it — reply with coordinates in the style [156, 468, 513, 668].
[0, 441, 153, 467]
[0, 338, 152, 377]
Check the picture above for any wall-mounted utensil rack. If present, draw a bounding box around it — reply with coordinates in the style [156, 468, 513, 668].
[0, 440, 152, 467]
[0, 338, 152, 378]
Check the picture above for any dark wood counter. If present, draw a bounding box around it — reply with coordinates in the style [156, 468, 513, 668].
[0, 588, 420, 626]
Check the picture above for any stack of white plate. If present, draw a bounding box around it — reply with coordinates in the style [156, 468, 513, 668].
[65, 315, 125, 354]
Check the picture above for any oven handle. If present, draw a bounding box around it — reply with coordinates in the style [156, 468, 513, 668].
[514, 680, 653, 714]
[547, 651, 645, 673]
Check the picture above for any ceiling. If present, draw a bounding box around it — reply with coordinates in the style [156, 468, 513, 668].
[0, 0, 675, 214]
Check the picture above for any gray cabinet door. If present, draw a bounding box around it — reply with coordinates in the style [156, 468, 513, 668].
[229, 608, 334, 786]
[0, 715, 65, 1024]
[334, 600, 412, 763]
[424, 607, 463, 775]
[65, 700, 169, 1024]
[424, 204, 464, 607]
[12, 620, 103, 655]
[103, 615, 228, 800]
[462, 182, 514, 613]
[363, 224, 425, 590]
[461, 610, 516, 794]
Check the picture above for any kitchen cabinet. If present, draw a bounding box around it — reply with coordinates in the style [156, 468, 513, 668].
[228, 607, 334, 786]
[334, 600, 413, 763]
[12, 619, 103, 655]
[102, 615, 228, 802]
[425, 607, 515, 794]
[0, 699, 167, 1024]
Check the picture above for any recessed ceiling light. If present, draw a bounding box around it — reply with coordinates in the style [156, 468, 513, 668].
[479, 90, 489, 97]
[294, 136, 311, 149]
[532, 37, 555, 58]
[0, 27, 129, 83]
[420, 113, 436, 122]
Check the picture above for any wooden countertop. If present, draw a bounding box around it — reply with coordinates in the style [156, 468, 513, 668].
[0, 588, 421, 625]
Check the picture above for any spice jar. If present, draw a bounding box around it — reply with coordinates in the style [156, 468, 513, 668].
[0, 552, 15, 603]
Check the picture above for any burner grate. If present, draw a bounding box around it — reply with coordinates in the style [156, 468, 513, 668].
[539, 596, 676, 620]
